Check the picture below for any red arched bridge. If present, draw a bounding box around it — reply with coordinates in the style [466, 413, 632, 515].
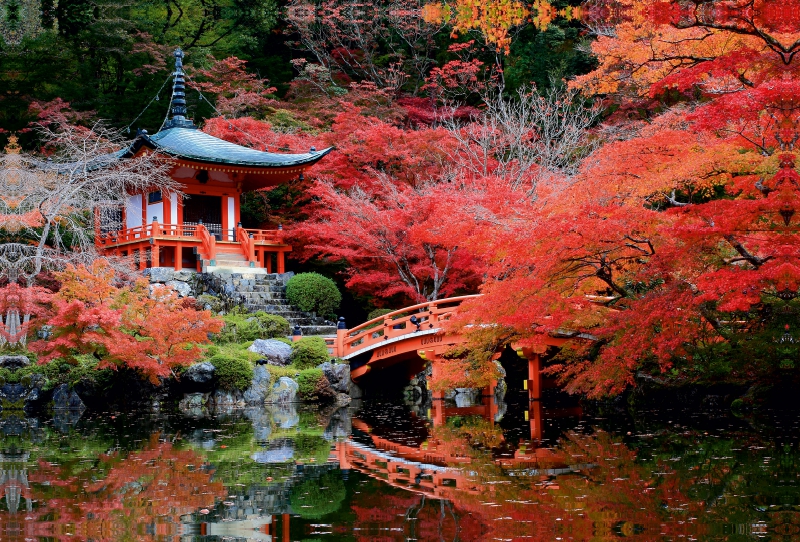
[323, 295, 575, 402]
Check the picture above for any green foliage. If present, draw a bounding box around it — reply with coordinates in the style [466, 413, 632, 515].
[209, 353, 254, 391]
[290, 337, 330, 370]
[285, 273, 341, 318]
[32, 355, 114, 391]
[296, 368, 334, 402]
[367, 308, 393, 321]
[505, 21, 597, 94]
[289, 472, 346, 519]
[214, 311, 290, 343]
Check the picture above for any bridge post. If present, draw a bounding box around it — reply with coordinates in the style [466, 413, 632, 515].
[517, 348, 544, 441]
[336, 317, 347, 357]
[429, 357, 445, 401]
[528, 353, 541, 401]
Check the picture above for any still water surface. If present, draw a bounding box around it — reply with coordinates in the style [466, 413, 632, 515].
[0, 393, 798, 541]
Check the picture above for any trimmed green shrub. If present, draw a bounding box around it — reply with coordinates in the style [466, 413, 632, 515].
[290, 337, 330, 370]
[296, 368, 335, 402]
[367, 308, 393, 321]
[209, 353, 254, 391]
[214, 311, 290, 343]
[285, 273, 341, 318]
[254, 312, 291, 337]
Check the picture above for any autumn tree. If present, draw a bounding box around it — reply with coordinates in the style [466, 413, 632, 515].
[286, 0, 442, 94]
[29, 261, 222, 383]
[0, 122, 176, 284]
[448, 0, 800, 397]
[297, 180, 484, 302]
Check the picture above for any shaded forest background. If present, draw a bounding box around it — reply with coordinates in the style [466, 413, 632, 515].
[0, 0, 593, 140]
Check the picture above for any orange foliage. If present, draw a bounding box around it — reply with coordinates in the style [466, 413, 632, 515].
[29, 261, 222, 384]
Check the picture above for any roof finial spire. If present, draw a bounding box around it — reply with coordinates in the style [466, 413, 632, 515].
[164, 47, 196, 129]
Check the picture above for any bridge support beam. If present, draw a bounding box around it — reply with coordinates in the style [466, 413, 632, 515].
[517, 347, 544, 442]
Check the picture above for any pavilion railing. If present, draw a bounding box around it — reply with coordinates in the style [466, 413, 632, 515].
[95, 222, 287, 247]
[95, 222, 201, 246]
[195, 223, 217, 263]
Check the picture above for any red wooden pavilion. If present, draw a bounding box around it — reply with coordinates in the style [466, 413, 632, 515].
[95, 48, 331, 273]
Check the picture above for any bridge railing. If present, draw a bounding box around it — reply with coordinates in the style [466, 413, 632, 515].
[333, 295, 480, 358]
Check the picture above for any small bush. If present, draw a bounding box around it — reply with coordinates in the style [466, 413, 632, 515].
[209, 353, 254, 391]
[285, 273, 341, 318]
[254, 312, 291, 337]
[290, 337, 330, 370]
[35, 355, 114, 391]
[214, 311, 290, 343]
[296, 368, 335, 402]
[367, 308, 393, 321]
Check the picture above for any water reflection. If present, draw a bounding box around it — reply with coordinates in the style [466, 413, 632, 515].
[0, 398, 795, 539]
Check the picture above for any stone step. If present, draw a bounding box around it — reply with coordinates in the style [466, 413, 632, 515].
[237, 285, 286, 293]
[237, 292, 288, 302]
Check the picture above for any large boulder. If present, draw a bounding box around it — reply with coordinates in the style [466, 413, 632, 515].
[173, 269, 196, 282]
[243, 365, 271, 405]
[349, 380, 363, 399]
[266, 377, 299, 404]
[317, 362, 350, 394]
[144, 267, 175, 283]
[52, 384, 85, 411]
[248, 339, 292, 366]
[184, 362, 215, 384]
[165, 280, 192, 298]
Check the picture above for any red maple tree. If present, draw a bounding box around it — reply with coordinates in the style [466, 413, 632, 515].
[29, 261, 222, 383]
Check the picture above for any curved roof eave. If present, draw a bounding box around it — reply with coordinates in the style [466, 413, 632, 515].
[125, 127, 332, 168]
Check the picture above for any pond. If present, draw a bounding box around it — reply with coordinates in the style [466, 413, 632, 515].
[0, 391, 798, 541]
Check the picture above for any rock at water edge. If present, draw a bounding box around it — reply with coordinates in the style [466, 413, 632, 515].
[248, 339, 292, 366]
[243, 365, 271, 405]
[184, 362, 216, 384]
[52, 384, 85, 411]
[317, 362, 350, 394]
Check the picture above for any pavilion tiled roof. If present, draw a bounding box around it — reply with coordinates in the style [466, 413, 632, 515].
[141, 127, 331, 168]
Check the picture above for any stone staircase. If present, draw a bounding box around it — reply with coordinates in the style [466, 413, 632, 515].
[215, 272, 337, 336]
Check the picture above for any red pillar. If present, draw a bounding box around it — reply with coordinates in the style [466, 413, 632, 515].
[282, 513, 290, 542]
[277, 251, 285, 273]
[528, 353, 541, 401]
[175, 242, 183, 271]
[529, 397, 543, 441]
